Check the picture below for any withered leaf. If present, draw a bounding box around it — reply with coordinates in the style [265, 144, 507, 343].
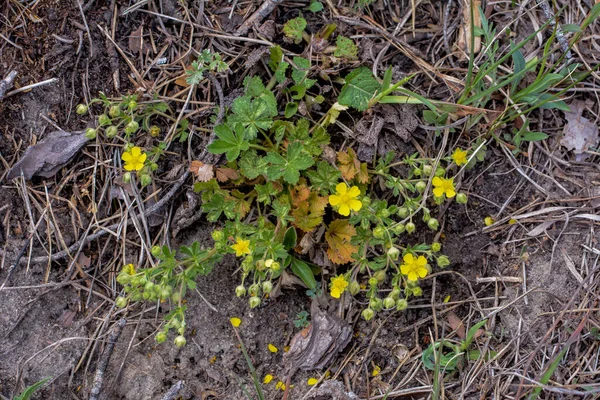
[216, 167, 239, 182]
[337, 148, 360, 181]
[7, 130, 89, 180]
[325, 219, 358, 264]
[190, 160, 214, 182]
[128, 25, 143, 54]
[561, 100, 599, 161]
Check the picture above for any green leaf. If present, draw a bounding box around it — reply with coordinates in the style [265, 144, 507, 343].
[306, 0, 323, 12]
[255, 181, 277, 204]
[422, 341, 460, 371]
[381, 67, 393, 92]
[239, 150, 268, 179]
[283, 226, 297, 250]
[463, 319, 488, 349]
[266, 142, 315, 184]
[510, 42, 526, 93]
[14, 377, 51, 400]
[306, 161, 341, 194]
[207, 124, 249, 161]
[334, 36, 358, 59]
[283, 17, 307, 43]
[290, 257, 317, 290]
[521, 131, 548, 142]
[228, 95, 277, 139]
[561, 23, 582, 33]
[291, 57, 314, 87]
[338, 67, 381, 111]
[243, 75, 267, 97]
[201, 192, 236, 221]
[285, 102, 298, 118]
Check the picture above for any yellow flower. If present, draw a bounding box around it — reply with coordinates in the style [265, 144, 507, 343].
[263, 374, 274, 384]
[508, 218, 517, 225]
[432, 176, 456, 198]
[275, 381, 286, 391]
[329, 183, 362, 216]
[400, 253, 428, 282]
[268, 343, 278, 353]
[484, 216, 495, 226]
[230, 317, 241, 328]
[307, 378, 318, 386]
[451, 148, 468, 166]
[121, 146, 147, 171]
[231, 237, 251, 257]
[330, 275, 348, 299]
[372, 365, 381, 377]
[123, 263, 135, 274]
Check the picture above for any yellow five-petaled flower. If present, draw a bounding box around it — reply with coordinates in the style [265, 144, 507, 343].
[451, 148, 468, 166]
[432, 176, 456, 198]
[400, 253, 429, 282]
[122, 146, 147, 171]
[231, 237, 251, 257]
[329, 183, 362, 216]
[330, 275, 349, 298]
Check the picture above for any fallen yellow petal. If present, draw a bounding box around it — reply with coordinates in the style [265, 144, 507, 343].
[229, 317, 242, 328]
[275, 381, 286, 391]
[307, 378, 318, 386]
[372, 365, 381, 377]
[268, 343, 278, 353]
[263, 374, 274, 384]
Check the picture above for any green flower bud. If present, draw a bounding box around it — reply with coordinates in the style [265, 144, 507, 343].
[422, 165, 432, 176]
[431, 242, 442, 252]
[116, 273, 131, 285]
[361, 197, 371, 207]
[144, 281, 155, 292]
[412, 286, 423, 296]
[160, 288, 172, 300]
[416, 181, 426, 193]
[368, 277, 378, 287]
[396, 298, 408, 311]
[211, 230, 224, 241]
[108, 105, 121, 117]
[85, 128, 97, 140]
[413, 167, 422, 176]
[125, 120, 139, 134]
[436, 255, 451, 268]
[435, 166, 445, 176]
[380, 208, 390, 218]
[105, 125, 118, 138]
[140, 174, 152, 187]
[390, 288, 401, 300]
[262, 281, 273, 294]
[76, 104, 88, 115]
[151, 245, 162, 257]
[155, 331, 167, 344]
[373, 226, 386, 239]
[249, 284, 261, 297]
[171, 292, 181, 303]
[149, 125, 161, 137]
[387, 246, 400, 260]
[362, 308, 375, 321]
[373, 270, 386, 283]
[256, 260, 266, 271]
[370, 297, 383, 311]
[398, 207, 409, 219]
[123, 172, 131, 183]
[115, 296, 128, 308]
[406, 222, 416, 234]
[174, 335, 187, 348]
[249, 296, 261, 308]
[383, 297, 396, 309]
[98, 114, 111, 126]
[349, 280, 360, 295]
[235, 285, 246, 297]
[427, 218, 439, 231]
[392, 224, 405, 235]
[150, 162, 158, 171]
[131, 292, 143, 302]
[128, 100, 138, 110]
[456, 192, 468, 204]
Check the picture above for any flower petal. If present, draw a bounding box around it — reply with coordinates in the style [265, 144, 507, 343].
[131, 146, 141, 157]
[400, 264, 410, 275]
[230, 317, 242, 327]
[329, 194, 342, 206]
[348, 186, 361, 197]
[338, 204, 350, 216]
[122, 152, 132, 162]
[417, 266, 428, 278]
[331, 288, 341, 298]
[417, 256, 427, 266]
[335, 182, 347, 195]
[433, 187, 444, 197]
[446, 189, 456, 198]
[407, 271, 418, 281]
[124, 163, 135, 171]
[138, 152, 147, 163]
[134, 162, 144, 171]
[403, 253, 414, 264]
[349, 199, 362, 212]
[432, 176, 443, 187]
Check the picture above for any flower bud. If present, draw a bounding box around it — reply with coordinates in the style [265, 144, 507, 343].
[262, 281, 273, 294]
[362, 308, 375, 321]
[390, 288, 401, 299]
[122, 172, 132, 183]
[456, 192, 468, 204]
[125, 120, 139, 134]
[349, 280, 360, 295]
[131, 292, 143, 302]
[373, 270, 386, 283]
[128, 100, 138, 110]
[115, 296, 128, 308]
[412, 286, 423, 296]
[405, 222, 416, 234]
[105, 125, 118, 138]
[413, 167, 422, 176]
[171, 292, 181, 303]
[108, 105, 120, 117]
[140, 174, 152, 187]
[150, 162, 158, 171]
[116, 273, 131, 285]
[211, 230, 224, 241]
[416, 181, 426, 193]
[85, 128, 97, 140]
[160, 287, 172, 300]
[435, 166, 445, 176]
[427, 218, 439, 231]
[174, 335, 187, 348]
[149, 125, 161, 137]
[436, 255, 450, 268]
[235, 285, 246, 297]
[373, 226, 385, 239]
[396, 298, 408, 311]
[368, 277, 378, 287]
[249, 284, 261, 297]
[398, 207, 409, 219]
[380, 208, 390, 218]
[144, 281, 155, 292]
[387, 246, 400, 260]
[422, 165, 432, 176]
[249, 296, 261, 308]
[76, 104, 88, 114]
[98, 114, 111, 126]
[431, 242, 441, 252]
[155, 331, 167, 344]
[270, 261, 281, 272]
[392, 224, 405, 235]
[383, 297, 396, 309]
[370, 297, 383, 311]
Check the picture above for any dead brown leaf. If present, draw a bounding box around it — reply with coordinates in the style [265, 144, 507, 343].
[190, 160, 214, 182]
[561, 100, 599, 161]
[215, 167, 239, 182]
[128, 25, 143, 54]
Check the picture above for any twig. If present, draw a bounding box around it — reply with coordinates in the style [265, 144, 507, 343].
[0, 70, 18, 101]
[235, 0, 284, 36]
[76, 0, 94, 56]
[17, 171, 190, 265]
[89, 318, 126, 400]
[4, 78, 59, 98]
[159, 381, 185, 400]
[536, 0, 572, 61]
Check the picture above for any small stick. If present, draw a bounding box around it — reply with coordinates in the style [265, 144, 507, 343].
[4, 78, 59, 98]
[159, 380, 185, 400]
[89, 318, 126, 400]
[0, 70, 18, 101]
[235, 0, 284, 36]
[536, 0, 572, 60]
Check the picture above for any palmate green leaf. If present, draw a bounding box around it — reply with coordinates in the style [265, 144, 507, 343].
[239, 150, 268, 179]
[283, 17, 307, 43]
[291, 57, 315, 89]
[306, 161, 341, 194]
[266, 142, 315, 184]
[201, 192, 236, 221]
[338, 67, 381, 111]
[334, 36, 358, 59]
[228, 95, 277, 139]
[207, 123, 249, 161]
